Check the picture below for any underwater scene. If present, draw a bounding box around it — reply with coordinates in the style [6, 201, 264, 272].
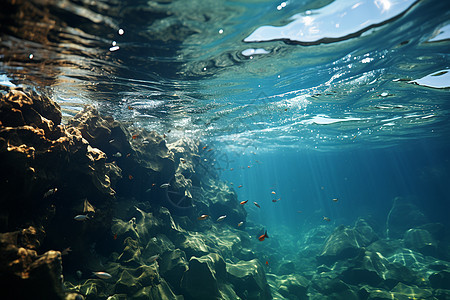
[1, 0, 449, 299]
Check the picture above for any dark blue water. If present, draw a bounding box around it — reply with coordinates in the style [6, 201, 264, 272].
[221, 139, 450, 233]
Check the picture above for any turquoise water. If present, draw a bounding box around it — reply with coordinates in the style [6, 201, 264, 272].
[1, 0, 450, 297]
[1, 0, 449, 231]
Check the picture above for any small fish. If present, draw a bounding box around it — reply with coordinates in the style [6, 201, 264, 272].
[230, 168, 234, 171]
[271, 191, 276, 195]
[145, 188, 152, 193]
[160, 183, 170, 189]
[323, 216, 331, 222]
[332, 198, 338, 202]
[202, 146, 207, 150]
[284, 108, 288, 112]
[148, 254, 160, 263]
[109, 139, 115, 143]
[238, 185, 243, 188]
[126, 153, 131, 158]
[43, 188, 58, 198]
[180, 158, 186, 163]
[238, 221, 244, 227]
[265, 261, 269, 265]
[167, 130, 171, 133]
[163, 134, 166, 138]
[272, 199, 277, 203]
[253, 202, 261, 208]
[258, 231, 269, 241]
[247, 166, 251, 168]
[128, 175, 133, 180]
[74, 214, 90, 221]
[127, 106, 133, 110]
[61, 247, 72, 256]
[93, 272, 112, 280]
[297, 210, 303, 213]
[216, 215, 227, 222]
[113, 233, 118, 240]
[132, 134, 138, 140]
[207, 149, 213, 152]
[112, 152, 122, 158]
[198, 214, 209, 220]
[240, 200, 248, 205]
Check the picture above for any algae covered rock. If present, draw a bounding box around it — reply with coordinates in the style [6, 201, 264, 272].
[429, 270, 450, 289]
[160, 248, 188, 293]
[404, 228, 438, 257]
[268, 273, 309, 300]
[0, 226, 65, 300]
[181, 253, 226, 299]
[386, 197, 428, 239]
[226, 259, 272, 300]
[310, 272, 359, 300]
[317, 225, 366, 265]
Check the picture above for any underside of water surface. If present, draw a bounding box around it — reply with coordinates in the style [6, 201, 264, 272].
[0, 0, 449, 299]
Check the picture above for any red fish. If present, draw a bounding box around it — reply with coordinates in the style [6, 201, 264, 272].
[238, 185, 243, 188]
[132, 134, 138, 140]
[128, 106, 133, 110]
[240, 200, 248, 205]
[265, 261, 269, 265]
[128, 175, 133, 180]
[258, 231, 269, 241]
[113, 233, 118, 240]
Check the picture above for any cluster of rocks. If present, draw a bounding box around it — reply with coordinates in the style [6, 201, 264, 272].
[248, 199, 450, 300]
[0, 88, 264, 300]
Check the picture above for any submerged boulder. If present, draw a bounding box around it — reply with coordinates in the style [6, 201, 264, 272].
[180, 253, 226, 299]
[317, 225, 367, 265]
[404, 228, 438, 257]
[226, 259, 272, 300]
[386, 197, 428, 239]
[0, 226, 65, 300]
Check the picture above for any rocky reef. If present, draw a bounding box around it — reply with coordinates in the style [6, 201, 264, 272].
[1, 88, 449, 300]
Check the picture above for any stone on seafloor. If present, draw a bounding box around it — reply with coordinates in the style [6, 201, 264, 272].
[117, 237, 142, 267]
[317, 225, 366, 265]
[404, 228, 438, 257]
[354, 218, 379, 245]
[180, 253, 226, 299]
[386, 197, 428, 239]
[391, 282, 433, 299]
[429, 270, 450, 289]
[367, 239, 403, 257]
[226, 259, 272, 300]
[274, 274, 309, 300]
[159, 249, 188, 293]
[310, 272, 359, 300]
[178, 232, 211, 258]
[0, 226, 65, 300]
[278, 260, 296, 275]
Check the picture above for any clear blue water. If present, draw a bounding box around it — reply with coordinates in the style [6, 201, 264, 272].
[1, 0, 449, 232]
